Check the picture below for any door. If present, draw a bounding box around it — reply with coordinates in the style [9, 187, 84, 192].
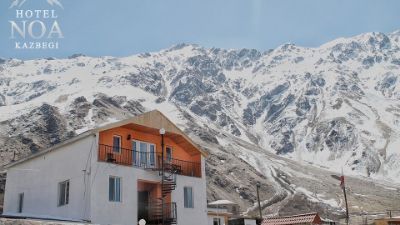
[166, 146, 172, 162]
[138, 191, 150, 221]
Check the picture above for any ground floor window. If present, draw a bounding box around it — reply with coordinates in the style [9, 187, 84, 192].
[109, 176, 121, 202]
[213, 218, 221, 225]
[184, 186, 194, 208]
[18, 193, 24, 213]
[58, 180, 69, 206]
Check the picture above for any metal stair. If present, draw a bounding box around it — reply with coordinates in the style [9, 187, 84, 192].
[147, 199, 177, 225]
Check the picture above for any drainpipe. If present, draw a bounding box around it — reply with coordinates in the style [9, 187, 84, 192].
[160, 128, 166, 225]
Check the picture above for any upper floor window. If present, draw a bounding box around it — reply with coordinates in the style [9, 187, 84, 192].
[184, 186, 194, 208]
[132, 140, 156, 168]
[166, 146, 172, 162]
[109, 176, 121, 202]
[113, 135, 121, 153]
[58, 180, 69, 206]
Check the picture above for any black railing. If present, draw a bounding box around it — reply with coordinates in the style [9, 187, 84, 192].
[98, 144, 201, 177]
[138, 201, 177, 225]
[159, 156, 201, 177]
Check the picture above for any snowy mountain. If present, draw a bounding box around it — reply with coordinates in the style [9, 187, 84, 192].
[1, 31, 400, 220]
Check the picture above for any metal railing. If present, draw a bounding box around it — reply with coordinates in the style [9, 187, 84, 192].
[98, 144, 201, 177]
[138, 201, 177, 225]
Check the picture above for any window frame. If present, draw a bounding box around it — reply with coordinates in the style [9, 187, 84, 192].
[58, 180, 70, 207]
[112, 135, 122, 153]
[184, 186, 194, 208]
[166, 146, 173, 162]
[132, 140, 156, 168]
[109, 176, 122, 202]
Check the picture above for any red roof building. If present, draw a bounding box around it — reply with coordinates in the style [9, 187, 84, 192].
[261, 213, 322, 225]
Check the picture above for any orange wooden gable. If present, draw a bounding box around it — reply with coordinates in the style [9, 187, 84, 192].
[95, 110, 207, 157]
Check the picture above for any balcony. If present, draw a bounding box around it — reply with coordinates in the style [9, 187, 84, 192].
[98, 144, 201, 177]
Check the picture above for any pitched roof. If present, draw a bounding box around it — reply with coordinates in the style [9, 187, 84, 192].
[4, 110, 207, 169]
[208, 200, 238, 206]
[262, 213, 321, 225]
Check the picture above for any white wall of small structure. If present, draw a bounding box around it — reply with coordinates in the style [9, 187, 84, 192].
[207, 215, 227, 225]
[3, 134, 95, 221]
[244, 219, 257, 225]
[3, 133, 208, 225]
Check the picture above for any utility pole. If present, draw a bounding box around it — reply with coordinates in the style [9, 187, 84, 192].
[160, 128, 166, 225]
[342, 181, 349, 225]
[256, 182, 262, 220]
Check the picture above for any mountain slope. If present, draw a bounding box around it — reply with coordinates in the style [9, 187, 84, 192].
[1, 31, 400, 219]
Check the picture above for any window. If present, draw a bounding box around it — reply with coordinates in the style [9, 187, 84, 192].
[58, 180, 69, 206]
[184, 187, 193, 208]
[18, 193, 24, 213]
[132, 140, 156, 168]
[140, 142, 147, 166]
[113, 135, 121, 153]
[166, 147, 172, 162]
[149, 145, 155, 166]
[213, 218, 221, 225]
[133, 141, 139, 165]
[109, 176, 121, 202]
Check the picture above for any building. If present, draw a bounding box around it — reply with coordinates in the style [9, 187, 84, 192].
[207, 200, 257, 225]
[374, 217, 400, 225]
[228, 218, 258, 225]
[261, 213, 323, 225]
[2, 110, 208, 225]
[207, 207, 232, 225]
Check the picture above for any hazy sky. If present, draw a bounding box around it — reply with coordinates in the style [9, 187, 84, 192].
[1, 0, 400, 59]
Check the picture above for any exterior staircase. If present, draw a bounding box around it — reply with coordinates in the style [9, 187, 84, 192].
[147, 200, 177, 225]
[145, 158, 179, 225]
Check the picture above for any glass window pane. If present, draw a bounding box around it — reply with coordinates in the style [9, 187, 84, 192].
[113, 136, 121, 152]
[133, 141, 138, 166]
[18, 193, 24, 213]
[59, 183, 65, 205]
[184, 187, 193, 208]
[116, 178, 121, 202]
[65, 181, 69, 205]
[189, 188, 193, 207]
[140, 143, 147, 165]
[149, 145, 155, 166]
[184, 188, 187, 207]
[109, 177, 115, 201]
[166, 147, 172, 162]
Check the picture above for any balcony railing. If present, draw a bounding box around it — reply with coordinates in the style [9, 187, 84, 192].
[98, 144, 201, 177]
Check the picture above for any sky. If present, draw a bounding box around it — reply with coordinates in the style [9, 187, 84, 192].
[0, 0, 400, 59]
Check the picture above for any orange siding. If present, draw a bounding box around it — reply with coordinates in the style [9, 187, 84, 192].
[137, 180, 171, 205]
[98, 126, 201, 177]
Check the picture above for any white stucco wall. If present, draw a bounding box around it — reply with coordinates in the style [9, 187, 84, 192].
[89, 162, 161, 225]
[172, 156, 207, 225]
[4, 133, 208, 225]
[89, 147, 208, 225]
[3, 134, 95, 221]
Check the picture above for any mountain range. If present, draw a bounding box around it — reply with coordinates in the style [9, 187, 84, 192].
[1, 30, 400, 221]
